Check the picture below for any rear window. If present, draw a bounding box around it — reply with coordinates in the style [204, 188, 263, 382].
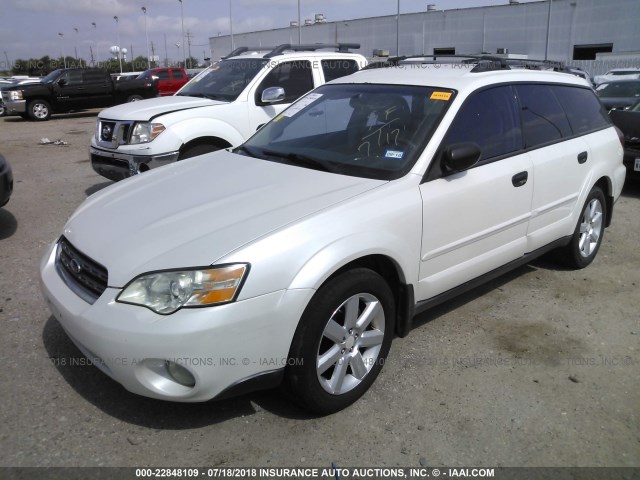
[515, 84, 572, 148]
[557, 86, 610, 134]
[321, 60, 359, 82]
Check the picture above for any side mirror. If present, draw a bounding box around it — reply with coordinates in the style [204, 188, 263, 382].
[261, 86, 285, 104]
[442, 142, 481, 173]
[57, 78, 67, 87]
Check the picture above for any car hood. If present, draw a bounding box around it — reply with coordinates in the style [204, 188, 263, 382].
[99, 95, 226, 121]
[64, 150, 385, 287]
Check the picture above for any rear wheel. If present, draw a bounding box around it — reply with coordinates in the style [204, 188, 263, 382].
[559, 186, 606, 269]
[27, 99, 51, 121]
[284, 268, 394, 414]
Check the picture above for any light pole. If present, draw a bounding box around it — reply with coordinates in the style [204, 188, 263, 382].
[297, 0, 301, 44]
[228, 0, 234, 51]
[114, 16, 122, 73]
[178, 0, 186, 67]
[73, 27, 79, 63]
[396, 0, 400, 56]
[91, 22, 98, 65]
[142, 7, 151, 69]
[544, 0, 552, 60]
[57, 32, 66, 68]
[175, 43, 181, 67]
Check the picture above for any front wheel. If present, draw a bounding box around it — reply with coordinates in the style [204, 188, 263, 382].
[27, 99, 51, 121]
[284, 268, 394, 414]
[178, 143, 221, 160]
[560, 186, 606, 269]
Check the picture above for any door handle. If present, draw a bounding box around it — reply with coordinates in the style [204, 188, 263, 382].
[578, 151, 588, 164]
[512, 171, 528, 187]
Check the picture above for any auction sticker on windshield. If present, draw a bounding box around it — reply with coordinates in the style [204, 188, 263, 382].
[282, 93, 323, 117]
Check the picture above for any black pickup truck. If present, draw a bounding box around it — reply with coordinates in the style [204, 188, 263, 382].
[1, 68, 157, 121]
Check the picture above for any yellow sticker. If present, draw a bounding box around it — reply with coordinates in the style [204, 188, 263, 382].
[430, 91, 452, 101]
[272, 114, 284, 122]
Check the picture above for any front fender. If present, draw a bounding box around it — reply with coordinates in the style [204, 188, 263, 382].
[169, 117, 245, 148]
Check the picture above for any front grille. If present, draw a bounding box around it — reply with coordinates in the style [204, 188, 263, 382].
[99, 121, 117, 142]
[56, 236, 108, 303]
[96, 119, 135, 148]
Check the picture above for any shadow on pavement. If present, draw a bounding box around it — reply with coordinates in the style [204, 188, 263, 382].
[0, 208, 17, 239]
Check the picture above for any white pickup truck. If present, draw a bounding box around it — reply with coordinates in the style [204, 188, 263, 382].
[90, 44, 367, 181]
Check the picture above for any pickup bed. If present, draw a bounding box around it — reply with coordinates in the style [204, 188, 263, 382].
[1, 68, 157, 121]
[90, 44, 366, 181]
[137, 67, 189, 96]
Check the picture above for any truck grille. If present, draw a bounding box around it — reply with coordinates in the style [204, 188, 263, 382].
[56, 236, 108, 303]
[96, 119, 133, 148]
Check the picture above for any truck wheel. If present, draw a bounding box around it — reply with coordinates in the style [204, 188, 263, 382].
[178, 144, 220, 160]
[27, 99, 51, 121]
[126, 94, 143, 102]
[0, 104, 5, 117]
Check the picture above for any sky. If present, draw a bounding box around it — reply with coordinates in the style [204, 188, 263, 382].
[1, 0, 540, 68]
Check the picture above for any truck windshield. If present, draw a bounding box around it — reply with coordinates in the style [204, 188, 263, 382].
[177, 58, 268, 101]
[240, 83, 455, 181]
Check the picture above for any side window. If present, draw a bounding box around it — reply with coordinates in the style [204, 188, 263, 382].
[444, 86, 522, 162]
[556, 86, 611, 135]
[515, 84, 572, 148]
[321, 59, 359, 82]
[61, 70, 82, 85]
[171, 69, 185, 80]
[257, 61, 313, 104]
[156, 70, 170, 81]
[83, 70, 107, 83]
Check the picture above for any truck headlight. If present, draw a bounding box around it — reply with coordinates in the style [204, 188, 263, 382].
[8, 90, 23, 101]
[129, 122, 165, 144]
[116, 264, 249, 314]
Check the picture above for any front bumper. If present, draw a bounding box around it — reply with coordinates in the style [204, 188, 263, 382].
[4, 99, 26, 115]
[89, 145, 180, 181]
[40, 241, 314, 402]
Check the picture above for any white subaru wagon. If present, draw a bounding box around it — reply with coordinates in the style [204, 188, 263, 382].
[40, 57, 626, 414]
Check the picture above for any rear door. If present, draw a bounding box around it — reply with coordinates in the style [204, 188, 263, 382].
[519, 84, 610, 251]
[417, 85, 533, 300]
[170, 69, 187, 95]
[81, 70, 111, 107]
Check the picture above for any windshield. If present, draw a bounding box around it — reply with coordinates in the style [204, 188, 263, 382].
[596, 81, 640, 97]
[176, 58, 268, 101]
[42, 70, 63, 83]
[240, 83, 455, 180]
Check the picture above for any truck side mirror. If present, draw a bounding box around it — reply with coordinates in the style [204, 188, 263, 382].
[261, 87, 285, 104]
[441, 142, 481, 173]
[57, 78, 67, 87]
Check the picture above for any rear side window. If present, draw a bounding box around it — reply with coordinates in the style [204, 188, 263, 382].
[515, 84, 572, 148]
[444, 86, 521, 161]
[84, 70, 107, 83]
[321, 60, 359, 82]
[556, 86, 610, 135]
[171, 69, 185, 79]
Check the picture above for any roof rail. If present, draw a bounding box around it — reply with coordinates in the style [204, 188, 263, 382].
[264, 43, 360, 58]
[221, 46, 276, 59]
[374, 54, 567, 73]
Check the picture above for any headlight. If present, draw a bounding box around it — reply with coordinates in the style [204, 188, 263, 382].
[116, 264, 249, 314]
[8, 90, 23, 101]
[129, 122, 165, 144]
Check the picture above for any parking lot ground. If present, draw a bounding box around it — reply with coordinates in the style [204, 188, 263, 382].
[0, 111, 638, 468]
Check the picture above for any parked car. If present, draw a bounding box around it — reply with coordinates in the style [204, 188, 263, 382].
[40, 56, 625, 414]
[89, 44, 365, 181]
[596, 79, 640, 110]
[1, 68, 157, 121]
[593, 68, 640, 86]
[0, 154, 13, 207]
[137, 67, 189, 96]
[610, 100, 640, 179]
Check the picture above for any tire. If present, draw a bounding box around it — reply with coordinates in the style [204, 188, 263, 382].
[27, 99, 51, 121]
[126, 94, 143, 102]
[0, 104, 5, 117]
[560, 186, 606, 269]
[284, 268, 395, 414]
[178, 143, 220, 160]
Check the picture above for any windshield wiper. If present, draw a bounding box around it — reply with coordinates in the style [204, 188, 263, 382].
[233, 145, 258, 158]
[260, 149, 335, 173]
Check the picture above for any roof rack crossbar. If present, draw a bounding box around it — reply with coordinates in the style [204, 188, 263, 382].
[263, 43, 360, 58]
[221, 46, 277, 59]
[384, 54, 566, 73]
